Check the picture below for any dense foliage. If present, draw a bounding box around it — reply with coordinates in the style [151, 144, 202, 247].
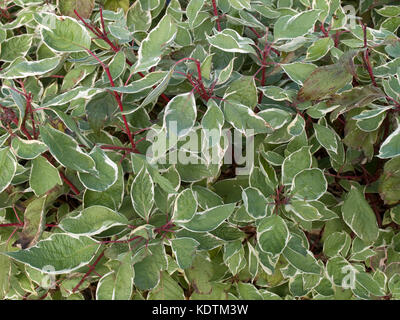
[0, 0, 400, 300]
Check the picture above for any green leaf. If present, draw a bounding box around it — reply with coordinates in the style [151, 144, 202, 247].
[249, 166, 275, 198]
[186, 0, 205, 29]
[356, 111, 387, 132]
[96, 252, 134, 300]
[224, 101, 272, 136]
[257, 215, 289, 256]
[58, 0, 95, 19]
[207, 29, 257, 55]
[309, 200, 338, 221]
[30, 156, 62, 196]
[170, 237, 199, 269]
[59, 205, 128, 236]
[126, 0, 151, 32]
[78, 147, 118, 192]
[104, 0, 130, 12]
[42, 112, 89, 148]
[40, 13, 91, 52]
[282, 236, 322, 274]
[4, 234, 101, 274]
[41, 87, 104, 108]
[274, 10, 321, 41]
[110, 71, 167, 94]
[173, 189, 197, 223]
[216, 58, 236, 85]
[181, 203, 236, 232]
[313, 124, 338, 153]
[85, 93, 117, 134]
[330, 85, 385, 114]
[40, 125, 96, 173]
[224, 76, 258, 110]
[282, 146, 312, 185]
[305, 37, 334, 62]
[139, 69, 174, 108]
[0, 243, 11, 299]
[202, 100, 224, 148]
[297, 52, 357, 101]
[285, 200, 322, 221]
[0, 57, 62, 79]
[323, 231, 351, 257]
[287, 113, 305, 136]
[133, 243, 167, 290]
[0, 34, 32, 62]
[185, 253, 214, 294]
[11, 137, 48, 160]
[163, 92, 197, 138]
[379, 157, 400, 205]
[327, 257, 384, 297]
[259, 86, 296, 102]
[147, 271, 185, 300]
[223, 240, 246, 275]
[192, 185, 224, 209]
[135, 14, 177, 72]
[242, 187, 268, 219]
[131, 154, 176, 194]
[13, 196, 47, 249]
[228, 0, 251, 10]
[0, 147, 17, 193]
[376, 6, 400, 17]
[83, 163, 124, 210]
[378, 124, 400, 159]
[341, 186, 379, 243]
[281, 62, 317, 85]
[130, 165, 154, 221]
[355, 271, 385, 297]
[291, 168, 327, 201]
[258, 108, 292, 130]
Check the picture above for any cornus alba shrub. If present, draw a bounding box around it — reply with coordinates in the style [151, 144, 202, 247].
[0, 0, 399, 301]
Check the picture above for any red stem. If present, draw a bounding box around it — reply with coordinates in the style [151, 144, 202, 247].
[361, 23, 399, 110]
[18, 82, 37, 139]
[0, 223, 58, 228]
[334, 31, 340, 47]
[98, 8, 120, 52]
[100, 235, 142, 244]
[211, 0, 221, 31]
[361, 24, 377, 87]
[12, 206, 22, 225]
[74, 9, 120, 53]
[257, 43, 271, 104]
[58, 171, 80, 195]
[85, 49, 135, 149]
[0, 223, 21, 227]
[99, 8, 107, 35]
[72, 250, 105, 293]
[249, 27, 261, 38]
[73, 9, 102, 38]
[175, 58, 202, 82]
[137, 71, 170, 103]
[174, 58, 210, 100]
[3, 106, 81, 195]
[74, 9, 170, 104]
[320, 23, 329, 37]
[45, 224, 59, 228]
[99, 144, 135, 152]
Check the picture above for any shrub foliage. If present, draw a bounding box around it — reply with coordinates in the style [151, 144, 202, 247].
[0, 0, 400, 300]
